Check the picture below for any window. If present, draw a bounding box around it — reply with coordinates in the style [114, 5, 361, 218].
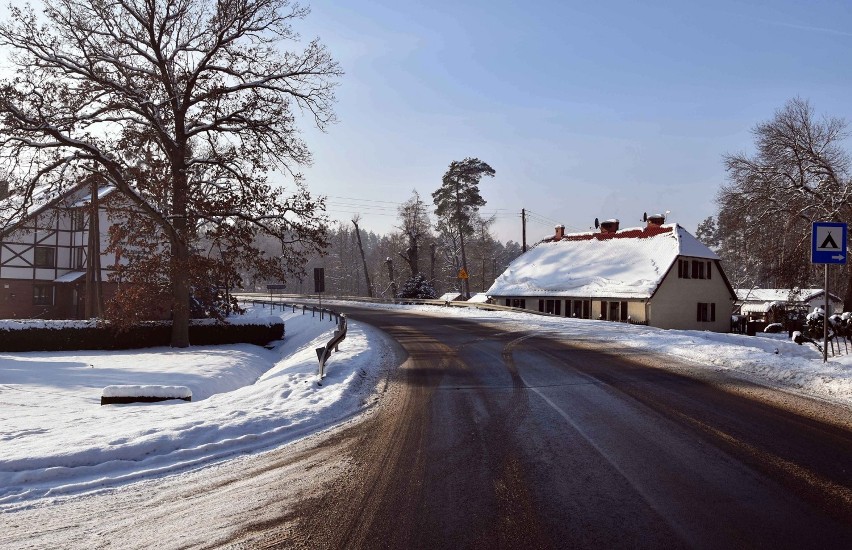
[609, 301, 620, 321]
[72, 209, 85, 231]
[539, 299, 545, 313]
[678, 259, 690, 279]
[75, 247, 86, 269]
[33, 284, 54, 306]
[679, 259, 713, 280]
[697, 302, 716, 323]
[34, 246, 55, 268]
[544, 299, 561, 315]
[600, 300, 608, 320]
[508, 298, 526, 309]
[583, 300, 590, 319]
[620, 301, 629, 321]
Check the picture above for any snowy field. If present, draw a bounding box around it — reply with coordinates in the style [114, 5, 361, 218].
[2, 300, 852, 511]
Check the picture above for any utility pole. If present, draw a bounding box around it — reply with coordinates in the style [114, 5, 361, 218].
[351, 216, 373, 297]
[429, 243, 437, 286]
[521, 208, 527, 253]
[84, 177, 103, 319]
[386, 257, 397, 299]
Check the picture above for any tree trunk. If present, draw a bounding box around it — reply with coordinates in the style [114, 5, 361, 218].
[170, 153, 191, 348]
[456, 187, 470, 298]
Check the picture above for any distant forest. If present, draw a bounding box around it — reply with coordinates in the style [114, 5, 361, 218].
[249, 219, 524, 299]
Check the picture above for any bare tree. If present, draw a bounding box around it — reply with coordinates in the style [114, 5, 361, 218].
[432, 158, 495, 298]
[720, 98, 852, 306]
[0, 0, 340, 346]
[396, 190, 431, 278]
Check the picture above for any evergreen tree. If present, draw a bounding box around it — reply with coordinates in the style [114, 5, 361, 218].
[396, 273, 437, 300]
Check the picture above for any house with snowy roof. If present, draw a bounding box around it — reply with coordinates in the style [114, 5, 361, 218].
[736, 288, 842, 321]
[486, 215, 736, 332]
[0, 181, 120, 319]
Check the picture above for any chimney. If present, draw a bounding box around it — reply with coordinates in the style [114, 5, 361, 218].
[646, 213, 666, 227]
[599, 219, 620, 234]
[554, 224, 565, 240]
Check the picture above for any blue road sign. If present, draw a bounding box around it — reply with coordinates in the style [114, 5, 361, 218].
[812, 222, 847, 264]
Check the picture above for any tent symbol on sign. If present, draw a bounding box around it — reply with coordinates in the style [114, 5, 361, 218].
[820, 231, 839, 249]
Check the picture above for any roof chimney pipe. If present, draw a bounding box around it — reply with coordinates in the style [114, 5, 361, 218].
[554, 224, 565, 240]
[599, 219, 620, 234]
[646, 213, 666, 227]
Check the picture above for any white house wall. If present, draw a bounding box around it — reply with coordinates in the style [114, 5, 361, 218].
[648, 258, 733, 331]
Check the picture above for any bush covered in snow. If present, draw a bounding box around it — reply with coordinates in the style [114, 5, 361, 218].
[396, 273, 438, 300]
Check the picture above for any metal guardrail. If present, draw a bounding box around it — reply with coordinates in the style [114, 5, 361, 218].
[316, 314, 347, 383]
[235, 292, 561, 318]
[239, 298, 345, 324]
[238, 297, 348, 383]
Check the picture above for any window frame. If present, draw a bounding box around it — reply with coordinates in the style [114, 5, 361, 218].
[34, 246, 56, 268]
[33, 284, 54, 306]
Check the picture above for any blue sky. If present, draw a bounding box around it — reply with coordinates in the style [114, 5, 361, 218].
[296, 0, 852, 242]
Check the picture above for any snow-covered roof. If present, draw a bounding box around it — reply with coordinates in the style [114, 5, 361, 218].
[467, 292, 489, 303]
[438, 292, 462, 302]
[54, 271, 86, 283]
[735, 288, 842, 303]
[740, 301, 785, 314]
[487, 223, 719, 299]
[71, 185, 116, 207]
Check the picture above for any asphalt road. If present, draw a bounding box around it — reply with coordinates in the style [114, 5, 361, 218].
[258, 305, 852, 549]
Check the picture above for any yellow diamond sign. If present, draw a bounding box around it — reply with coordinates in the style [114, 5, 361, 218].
[457, 267, 469, 280]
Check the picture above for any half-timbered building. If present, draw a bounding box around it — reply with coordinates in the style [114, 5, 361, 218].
[0, 183, 118, 319]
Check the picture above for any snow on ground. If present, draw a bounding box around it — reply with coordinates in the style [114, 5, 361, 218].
[2, 300, 852, 510]
[0, 305, 393, 509]
[325, 300, 852, 406]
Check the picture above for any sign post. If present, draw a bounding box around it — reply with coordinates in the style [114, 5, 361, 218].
[314, 267, 325, 309]
[811, 222, 847, 362]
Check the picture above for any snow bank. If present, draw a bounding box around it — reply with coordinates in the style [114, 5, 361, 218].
[0, 305, 393, 508]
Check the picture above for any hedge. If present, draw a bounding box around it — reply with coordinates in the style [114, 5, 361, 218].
[0, 320, 285, 352]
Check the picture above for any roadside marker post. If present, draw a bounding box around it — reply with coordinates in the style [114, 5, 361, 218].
[811, 222, 848, 362]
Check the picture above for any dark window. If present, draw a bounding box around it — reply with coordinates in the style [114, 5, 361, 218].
[583, 300, 590, 319]
[544, 299, 560, 315]
[505, 299, 511, 307]
[538, 299, 545, 313]
[609, 301, 619, 321]
[678, 259, 682, 278]
[72, 209, 85, 231]
[33, 284, 54, 306]
[34, 246, 55, 268]
[600, 300, 608, 320]
[697, 302, 715, 322]
[621, 301, 629, 321]
[681, 259, 690, 279]
[75, 247, 86, 269]
[707, 261, 712, 279]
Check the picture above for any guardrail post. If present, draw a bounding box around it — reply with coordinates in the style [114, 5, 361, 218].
[316, 313, 347, 383]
